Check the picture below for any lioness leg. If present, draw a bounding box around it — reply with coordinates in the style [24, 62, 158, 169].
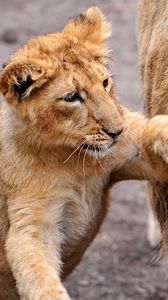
[148, 182, 168, 253]
[138, 0, 168, 248]
[148, 185, 162, 248]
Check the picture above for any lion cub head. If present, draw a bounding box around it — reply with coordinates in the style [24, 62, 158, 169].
[0, 7, 124, 157]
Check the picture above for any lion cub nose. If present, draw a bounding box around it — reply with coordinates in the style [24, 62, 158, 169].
[103, 127, 124, 139]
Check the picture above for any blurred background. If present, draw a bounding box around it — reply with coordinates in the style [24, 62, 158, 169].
[0, 0, 168, 299]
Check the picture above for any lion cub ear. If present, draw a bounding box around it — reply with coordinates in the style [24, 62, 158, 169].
[64, 6, 112, 51]
[0, 60, 54, 104]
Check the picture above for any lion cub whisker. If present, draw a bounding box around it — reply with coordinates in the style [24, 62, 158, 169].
[63, 140, 86, 164]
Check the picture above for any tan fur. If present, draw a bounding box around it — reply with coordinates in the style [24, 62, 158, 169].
[138, 0, 168, 251]
[0, 6, 168, 300]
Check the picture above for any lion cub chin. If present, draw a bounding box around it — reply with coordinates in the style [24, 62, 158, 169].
[1, 6, 168, 300]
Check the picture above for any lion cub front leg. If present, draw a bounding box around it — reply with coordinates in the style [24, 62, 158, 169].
[143, 115, 168, 180]
[6, 197, 70, 300]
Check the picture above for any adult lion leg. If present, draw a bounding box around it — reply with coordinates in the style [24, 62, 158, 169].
[138, 0, 168, 249]
[148, 182, 168, 253]
[147, 184, 162, 248]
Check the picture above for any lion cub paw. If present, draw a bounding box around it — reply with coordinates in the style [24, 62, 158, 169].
[145, 115, 168, 164]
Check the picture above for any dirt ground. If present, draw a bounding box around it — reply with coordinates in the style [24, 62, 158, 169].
[0, 0, 168, 299]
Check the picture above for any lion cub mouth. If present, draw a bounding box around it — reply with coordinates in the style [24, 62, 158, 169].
[83, 144, 102, 152]
[81, 128, 123, 156]
[81, 142, 114, 156]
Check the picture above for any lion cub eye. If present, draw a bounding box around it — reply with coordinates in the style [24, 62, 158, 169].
[64, 92, 84, 103]
[103, 78, 109, 89]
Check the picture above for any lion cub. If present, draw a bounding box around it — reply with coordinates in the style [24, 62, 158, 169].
[1, 6, 168, 300]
